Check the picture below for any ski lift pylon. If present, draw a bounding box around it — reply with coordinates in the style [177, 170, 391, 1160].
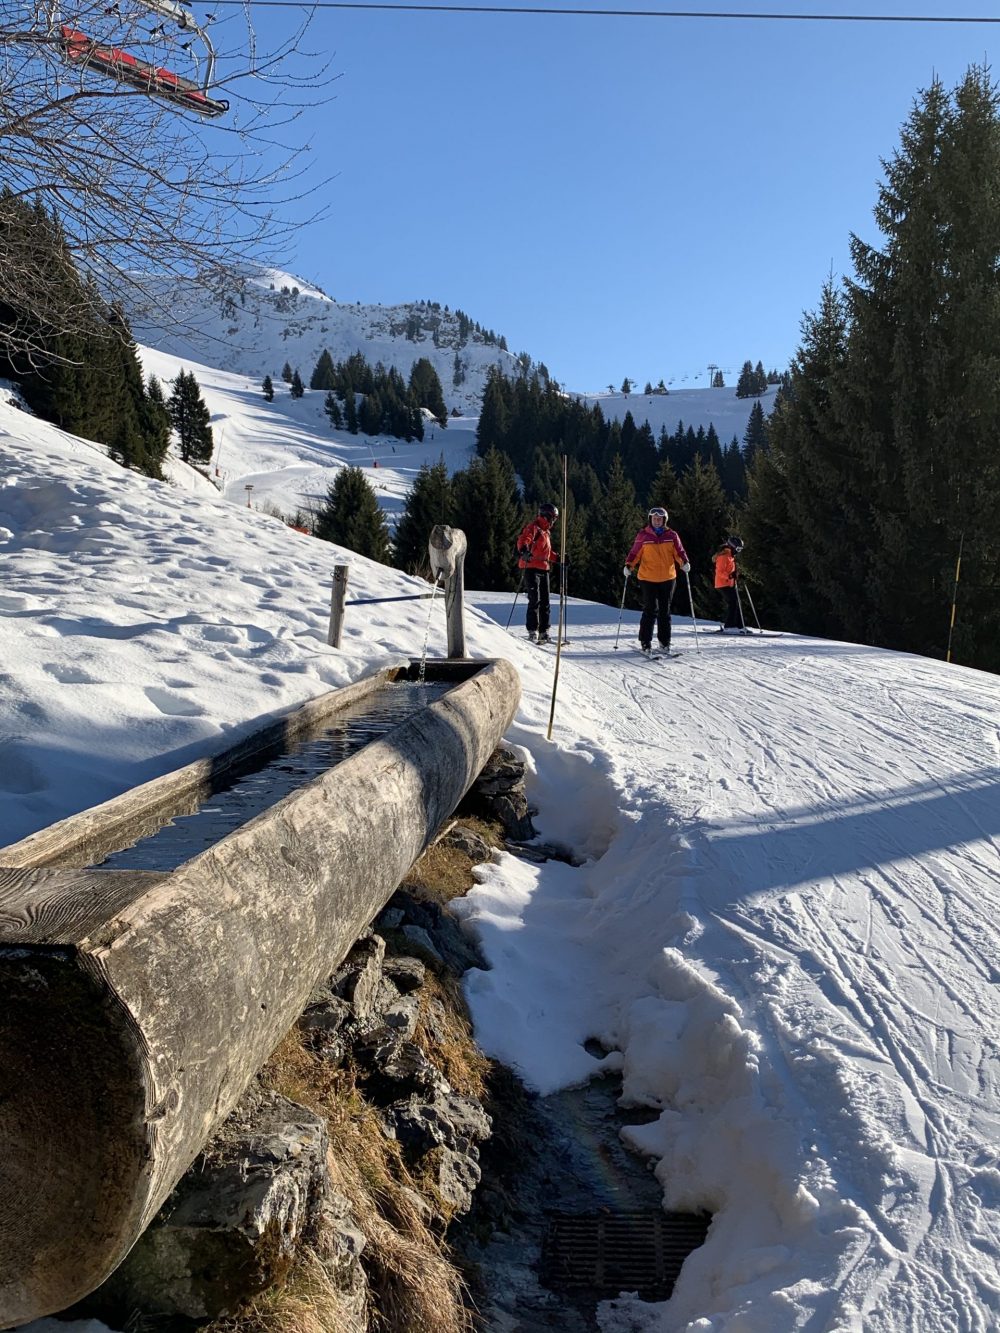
[57, 0, 227, 118]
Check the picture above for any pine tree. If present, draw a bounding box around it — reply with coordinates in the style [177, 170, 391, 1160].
[735, 361, 755, 398]
[262, 375, 274, 402]
[587, 455, 643, 607]
[719, 436, 746, 500]
[408, 357, 448, 427]
[452, 448, 521, 590]
[711, 369, 725, 388]
[745, 279, 856, 638]
[671, 455, 729, 616]
[476, 369, 510, 456]
[290, 369, 305, 399]
[324, 391, 344, 429]
[281, 362, 293, 383]
[648, 457, 678, 513]
[168, 369, 214, 465]
[310, 350, 336, 391]
[314, 466, 390, 562]
[742, 400, 768, 470]
[344, 392, 359, 434]
[393, 458, 455, 573]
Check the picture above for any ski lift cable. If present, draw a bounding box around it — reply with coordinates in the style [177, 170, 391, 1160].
[171, 2, 1000, 22]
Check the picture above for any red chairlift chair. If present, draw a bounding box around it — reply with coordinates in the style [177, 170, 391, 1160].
[58, 0, 228, 117]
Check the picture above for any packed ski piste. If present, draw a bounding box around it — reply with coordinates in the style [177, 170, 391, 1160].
[3, 367, 998, 1333]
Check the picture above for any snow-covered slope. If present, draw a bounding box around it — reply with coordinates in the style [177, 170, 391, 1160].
[139, 345, 479, 528]
[579, 383, 778, 443]
[128, 267, 526, 416]
[3, 386, 998, 1333]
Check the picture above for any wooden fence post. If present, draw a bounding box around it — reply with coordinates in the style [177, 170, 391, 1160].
[328, 564, 349, 648]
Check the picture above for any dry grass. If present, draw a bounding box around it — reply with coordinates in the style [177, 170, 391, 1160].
[215, 1029, 474, 1333]
[204, 1247, 364, 1333]
[401, 818, 503, 905]
[415, 970, 491, 1102]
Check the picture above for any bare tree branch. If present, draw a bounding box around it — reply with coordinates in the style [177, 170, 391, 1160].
[0, 0, 335, 363]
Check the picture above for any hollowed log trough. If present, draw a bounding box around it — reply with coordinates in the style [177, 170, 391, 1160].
[0, 658, 519, 1327]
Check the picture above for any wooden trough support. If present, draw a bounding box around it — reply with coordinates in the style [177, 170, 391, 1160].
[0, 658, 520, 1328]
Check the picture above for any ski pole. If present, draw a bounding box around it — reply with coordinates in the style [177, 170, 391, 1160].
[946, 532, 964, 663]
[504, 575, 524, 631]
[683, 568, 701, 652]
[613, 572, 629, 650]
[741, 580, 764, 632]
[735, 582, 749, 632]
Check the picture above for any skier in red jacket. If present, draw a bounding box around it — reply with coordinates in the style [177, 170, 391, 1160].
[516, 503, 559, 643]
[713, 535, 745, 632]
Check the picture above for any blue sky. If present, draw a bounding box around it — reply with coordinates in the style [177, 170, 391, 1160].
[236, 2, 1000, 392]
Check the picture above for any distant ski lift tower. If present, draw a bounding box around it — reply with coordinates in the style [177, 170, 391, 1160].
[58, 0, 228, 117]
[708, 363, 718, 387]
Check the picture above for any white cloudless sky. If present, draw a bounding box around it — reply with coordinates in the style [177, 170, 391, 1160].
[233, 2, 1000, 390]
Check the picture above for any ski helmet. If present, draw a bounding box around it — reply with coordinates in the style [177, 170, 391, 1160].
[648, 506, 668, 523]
[726, 535, 744, 553]
[539, 503, 559, 521]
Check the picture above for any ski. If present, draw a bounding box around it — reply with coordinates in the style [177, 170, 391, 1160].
[634, 647, 682, 661]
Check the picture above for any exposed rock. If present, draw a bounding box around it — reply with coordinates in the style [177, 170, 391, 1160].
[77, 1092, 331, 1325]
[381, 994, 422, 1040]
[299, 992, 352, 1036]
[383, 954, 426, 993]
[402, 922, 446, 967]
[383, 1087, 492, 1157]
[333, 934, 386, 1021]
[356, 1034, 442, 1094]
[458, 747, 536, 841]
[435, 1147, 483, 1214]
[442, 824, 493, 863]
[392, 892, 482, 973]
[315, 1193, 368, 1333]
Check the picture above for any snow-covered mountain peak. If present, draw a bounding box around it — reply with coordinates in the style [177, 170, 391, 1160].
[127, 267, 528, 416]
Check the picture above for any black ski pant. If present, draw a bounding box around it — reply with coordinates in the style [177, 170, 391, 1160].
[524, 567, 551, 635]
[639, 578, 675, 648]
[721, 584, 742, 629]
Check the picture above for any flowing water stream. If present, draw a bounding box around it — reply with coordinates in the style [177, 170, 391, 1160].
[98, 678, 452, 872]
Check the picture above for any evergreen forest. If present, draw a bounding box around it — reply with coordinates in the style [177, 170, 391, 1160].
[743, 65, 1000, 675]
[0, 191, 173, 478]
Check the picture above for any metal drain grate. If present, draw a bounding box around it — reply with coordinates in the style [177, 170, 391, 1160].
[541, 1209, 711, 1301]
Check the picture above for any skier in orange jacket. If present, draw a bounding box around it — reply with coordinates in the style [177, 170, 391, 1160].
[516, 503, 559, 643]
[624, 507, 690, 655]
[713, 536, 745, 632]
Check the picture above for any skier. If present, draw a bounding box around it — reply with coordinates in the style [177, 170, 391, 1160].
[516, 502, 559, 643]
[713, 536, 746, 633]
[623, 507, 690, 656]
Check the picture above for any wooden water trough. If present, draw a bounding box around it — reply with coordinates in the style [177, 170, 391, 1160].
[0, 657, 520, 1328]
